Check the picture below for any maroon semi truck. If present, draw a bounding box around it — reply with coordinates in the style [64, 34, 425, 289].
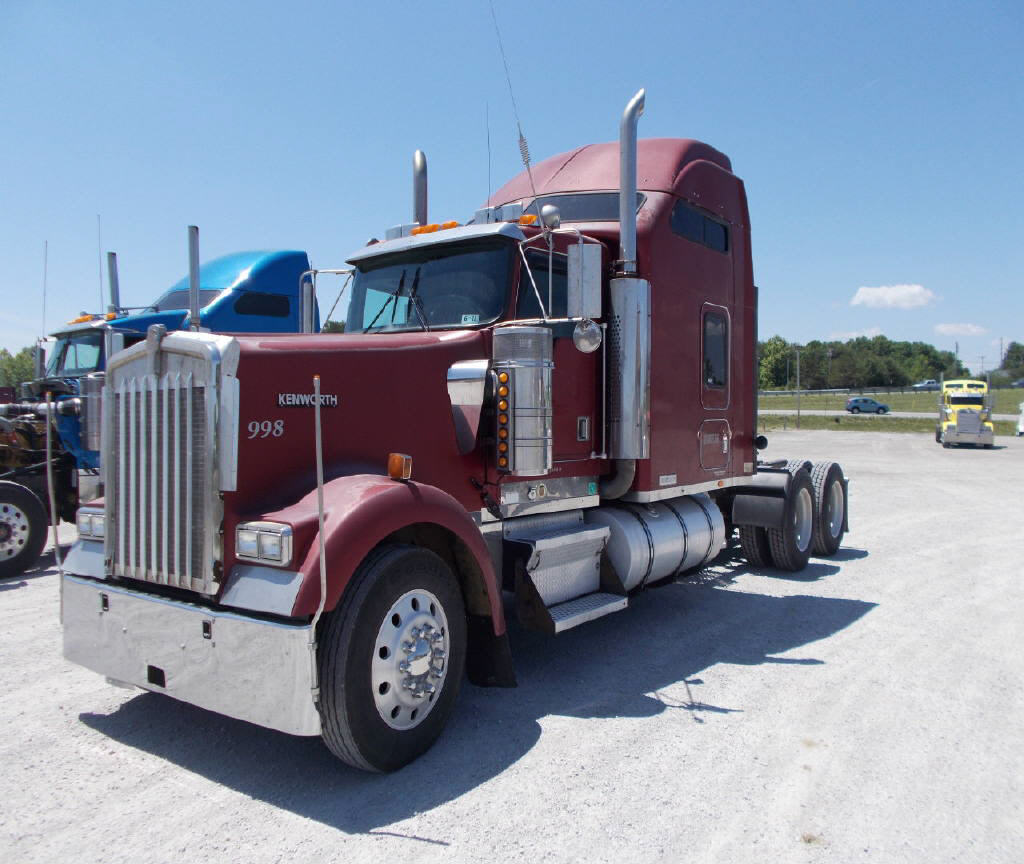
[62, 91, 848, 772]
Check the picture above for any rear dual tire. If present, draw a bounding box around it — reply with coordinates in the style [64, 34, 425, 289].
[767, 468, 815, 571]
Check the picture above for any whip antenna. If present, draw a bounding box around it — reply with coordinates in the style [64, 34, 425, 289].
[488, 0, 537, 200]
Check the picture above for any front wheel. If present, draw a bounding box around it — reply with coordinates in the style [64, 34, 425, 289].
[318, 544, 467, 772]
[876, 407, 886, 415]
[850, 407, 860, 414]
[767, 469, 815, 571]
[0, 481, 48, 579]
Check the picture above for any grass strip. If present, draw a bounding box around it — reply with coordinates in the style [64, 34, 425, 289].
[755, 413, 1018, 436]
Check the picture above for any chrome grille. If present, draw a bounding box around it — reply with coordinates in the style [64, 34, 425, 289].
[956, 411, 981, 434]
[109, 372, 216, 592]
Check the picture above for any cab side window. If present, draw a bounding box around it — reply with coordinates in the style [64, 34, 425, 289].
[703, 310, 728, 389]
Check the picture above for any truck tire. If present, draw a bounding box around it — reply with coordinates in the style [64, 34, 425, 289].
[935, 426, 942, 444]
[318, 544, 467, 772]
[0, 481, 48, 579]
[767, 469, 815, 572]
[738, 525, 773, 569]
[809, 461, 846, 556]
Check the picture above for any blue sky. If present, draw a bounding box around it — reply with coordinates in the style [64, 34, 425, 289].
[2, 0, 1021, 374]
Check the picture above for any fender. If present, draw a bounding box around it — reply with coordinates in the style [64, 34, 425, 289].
[262, 474, 504, 635]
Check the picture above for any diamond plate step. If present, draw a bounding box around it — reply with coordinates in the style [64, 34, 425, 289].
[547, 592, 628, 633]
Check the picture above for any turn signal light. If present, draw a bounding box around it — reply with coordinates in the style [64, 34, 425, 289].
[411, 224, 440, 235]
[498, 372, 509, 384]
[498, 385, 509, 397]
[387, 452, 413, 481]
[518, 214, 538, 225]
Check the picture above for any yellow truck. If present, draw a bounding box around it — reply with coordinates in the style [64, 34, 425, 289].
[936, 379, 994, 448]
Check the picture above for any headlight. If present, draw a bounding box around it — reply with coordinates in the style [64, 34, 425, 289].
[235, 522, 292, 567]
[76, 508, 105, 540]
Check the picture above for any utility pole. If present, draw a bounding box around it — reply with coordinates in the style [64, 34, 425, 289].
[795, 348, 801, 430]
[785, 355, 790, 391]
[978, 356, 985, 376]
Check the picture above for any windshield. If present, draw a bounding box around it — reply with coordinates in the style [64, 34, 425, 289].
[45, 332, 103, 377]
[348, 241, 512, 332]
[949, 395, 984, 407]
[151, 288, 221, 312]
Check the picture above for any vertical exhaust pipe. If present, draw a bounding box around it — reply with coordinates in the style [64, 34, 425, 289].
[413, 150, 428, 226]
[605, 88, 651, 479]
[106, 252, 121, 315]
[187, 225, 201, 331]
[618, 89, 645, 275]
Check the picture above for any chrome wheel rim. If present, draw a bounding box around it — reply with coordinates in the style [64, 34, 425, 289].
[0, 503, 30, 560]
[827, 480, 844, 539]
[372, 588, 449, 731]
[793, 487, 813, 553]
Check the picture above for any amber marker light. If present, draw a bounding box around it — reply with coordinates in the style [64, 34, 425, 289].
[498, 399, 508, 411]
[498, 385, 509, 397]
[411, 224, 441, 235]
[387, 452, 413, 481]
[498, 428, 508, 439]
[498, 372, 509, 383]
[498, 456, 508, 468]
[439, 220, 459, 229]
[498, 414, 508, 425]
[518, 214, 538, 225]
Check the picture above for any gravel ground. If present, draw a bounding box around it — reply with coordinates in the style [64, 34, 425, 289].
[2, 431, 1022, 863]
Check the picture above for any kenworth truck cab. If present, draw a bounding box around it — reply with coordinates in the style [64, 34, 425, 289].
[0, 248, 315, 579]
[61, 92, 850, 771]
[936, 378, 994, 448]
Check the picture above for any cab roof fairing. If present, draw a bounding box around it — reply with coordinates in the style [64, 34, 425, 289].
[485, 138, 734, 210]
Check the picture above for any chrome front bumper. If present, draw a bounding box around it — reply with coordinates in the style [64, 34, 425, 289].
[62, 574, 321, 736]
[943, 428, 994, 445]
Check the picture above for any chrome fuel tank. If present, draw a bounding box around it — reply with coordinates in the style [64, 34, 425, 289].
[585, 493, 725, 590]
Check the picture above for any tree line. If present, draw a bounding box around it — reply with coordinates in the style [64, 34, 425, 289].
[758, 335, 971, 391]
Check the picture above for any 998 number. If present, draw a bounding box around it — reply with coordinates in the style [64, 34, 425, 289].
[248, 419, 284, 439]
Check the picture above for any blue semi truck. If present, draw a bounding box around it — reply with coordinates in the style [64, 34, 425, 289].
[0, 245, 319, 578]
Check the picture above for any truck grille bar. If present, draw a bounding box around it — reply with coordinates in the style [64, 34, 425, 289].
[110, 371, 213, 592]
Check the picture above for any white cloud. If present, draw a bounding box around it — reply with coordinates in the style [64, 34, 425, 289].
[850, 284, 935, 309]
[830, 326, 883, 341]
[935, 323, 986, 336]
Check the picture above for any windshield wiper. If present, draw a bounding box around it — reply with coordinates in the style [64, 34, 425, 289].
[407, 267, 430, 332]
[363, 270, 406, 332]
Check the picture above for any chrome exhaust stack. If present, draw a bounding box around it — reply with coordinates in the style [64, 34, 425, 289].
[618, 89, 645, 275]
[187, 225, 201, 331]
[106, 252, 121, 315]
[605, 89, 651, 473]
[413, 150, 428, 226]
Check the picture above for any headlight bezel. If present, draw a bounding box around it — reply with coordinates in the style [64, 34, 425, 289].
[76, 507, 105, 540]
[235, 521, 293, 567]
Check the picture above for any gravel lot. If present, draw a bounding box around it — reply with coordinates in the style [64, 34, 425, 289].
[2, 430, 1022, 863]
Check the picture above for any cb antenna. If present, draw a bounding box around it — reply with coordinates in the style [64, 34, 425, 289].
[488, 0, 537, 201]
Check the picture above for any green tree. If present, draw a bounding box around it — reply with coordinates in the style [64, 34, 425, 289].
[1001, 341, 1024, 372]
[0, 347, 36, 387]
[757, 335, 790, 389]
[321, 320, 346, 333]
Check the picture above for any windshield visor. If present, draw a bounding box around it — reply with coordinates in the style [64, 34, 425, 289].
[46, 332, 103, 377]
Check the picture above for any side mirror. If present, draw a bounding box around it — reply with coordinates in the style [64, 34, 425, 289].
[567, 242, 602, 319]
[33, 344, 45, 379]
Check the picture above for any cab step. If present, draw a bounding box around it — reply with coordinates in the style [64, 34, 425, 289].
[504, 518, 623, 633]
[546, 592, 628, 633]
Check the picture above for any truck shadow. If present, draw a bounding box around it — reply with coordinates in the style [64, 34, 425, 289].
[80, 581, 874, 836]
